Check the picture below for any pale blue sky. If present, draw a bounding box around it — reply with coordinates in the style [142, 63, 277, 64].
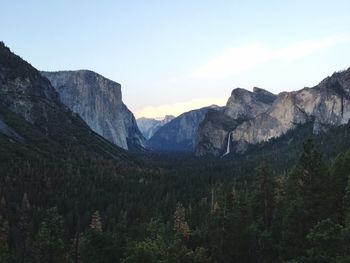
[1, 0, 350, 117]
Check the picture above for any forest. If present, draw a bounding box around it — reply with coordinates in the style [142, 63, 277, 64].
[2, 0, 350, 261]
[1, 123, 350, 263]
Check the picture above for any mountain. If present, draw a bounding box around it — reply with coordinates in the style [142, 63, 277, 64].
[0, 41, 132, 164]
[41, 70, 146, 150]
[148, 105, 219, 152]
[196, 68, 350, 156]
[137, 115, 175, 139]
[230, 69, 350, 153]
[196, 88, 277, 156]
[3, 40, 350, 263]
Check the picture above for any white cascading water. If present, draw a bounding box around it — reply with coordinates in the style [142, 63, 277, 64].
[222, 132, 231, 157]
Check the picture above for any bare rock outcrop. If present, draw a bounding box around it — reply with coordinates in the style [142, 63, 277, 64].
[41, 70, 146, 150]
[196, 88, 276, 156]
[230, 69, 350, 151]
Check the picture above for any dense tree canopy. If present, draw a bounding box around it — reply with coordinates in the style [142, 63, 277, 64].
[1, 131, 350, 262]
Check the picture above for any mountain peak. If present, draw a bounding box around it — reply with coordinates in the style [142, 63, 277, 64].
[230, 87, 250, 96]
[0, 41, 129, 162]
[253, 86, 273, 95]
[224, 86, 276, 119]
[41, 70, 146, 150]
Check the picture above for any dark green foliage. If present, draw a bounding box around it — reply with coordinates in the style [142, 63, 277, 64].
[80, 229, 122, 263]
[1, 125, 350, 262]
[305, 219, 349, 263]
[281, 139, 334, 260]
[249, 165, 278, 262]
[1, 126, 350, 262]
[330, 151, 350, 224]
[30, 208, 68, 263]
[343, 175, 350, 228]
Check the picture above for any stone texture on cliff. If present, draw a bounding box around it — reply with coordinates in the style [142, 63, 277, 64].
[225, 87, 276, 119]
[195, 108, 243, 156]
[0, 41, 130, 161]
[41, 70, 146, 150]
[230, 69, 350, 150]
[196, 88, 277, 156]
[0, 43, 60, 126]
[149, 106, 219, 152]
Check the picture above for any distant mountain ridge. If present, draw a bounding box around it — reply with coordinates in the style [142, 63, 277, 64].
[137, 115, 175, 139]
[41, 70, 146, 150]
[148, 105, 220, 152]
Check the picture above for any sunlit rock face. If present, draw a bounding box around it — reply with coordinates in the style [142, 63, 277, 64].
[224, 87, 277, 119]
[196, 68, 350, 156]
[231, 69, 350, 149]
[41, 70, 146, 150]
[196, 88, 276, 156]
[231, 91, 309, 146]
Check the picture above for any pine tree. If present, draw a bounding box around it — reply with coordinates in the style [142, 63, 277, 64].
[343, 175, 350, 228]
[0, 216, 9, 254]
[250, 164, 278, 262]
[306, 219, 347, 263]
[331, 151, 350, 224]
[31, 207, 68, 263]
[21, 192, 31, 211]
[281, 139, 333, 260]
[251, 165, 276, 229]
[90, 211, 102, 233]
[174, 203, 190, 239]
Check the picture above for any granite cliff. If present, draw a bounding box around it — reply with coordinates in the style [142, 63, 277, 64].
[196, 68, 350, 156]
[230, 69, 350, 153]
[41, 70, 146, 150]
[196, 88, 276, 156]
[0, 41, 131, 162]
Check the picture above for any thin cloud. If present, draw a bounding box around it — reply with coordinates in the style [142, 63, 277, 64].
[135, 97, 227, 118]
[191, 35, 348, 79]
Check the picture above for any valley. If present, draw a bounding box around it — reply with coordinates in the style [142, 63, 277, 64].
[1, 41, 350, 263]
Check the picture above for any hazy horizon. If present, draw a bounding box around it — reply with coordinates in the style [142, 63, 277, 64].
[1, 0, 350, 118]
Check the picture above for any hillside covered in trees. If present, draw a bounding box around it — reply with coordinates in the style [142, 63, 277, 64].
[1, 134, 350, 262]
[1, 42, 350, 263]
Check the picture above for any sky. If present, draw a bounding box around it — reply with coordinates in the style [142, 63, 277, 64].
[1, 0, 350, 118]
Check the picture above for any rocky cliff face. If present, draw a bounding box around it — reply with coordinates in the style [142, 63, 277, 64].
[196, 68, 350, 156]
[0, 41, 130, 161]
[149, 106, 218, 152]
[195, 108, 239, 156]
[41, 70, 146, 150]
[0, 44, 61, 127]
[230, 69, 350, 152]
[224, 87, 276, 119]
[137, 115, 175, 139]
[196, 88, 276, 156]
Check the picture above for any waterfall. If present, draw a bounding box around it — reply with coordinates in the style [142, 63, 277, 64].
[222, 132, 231, 157]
